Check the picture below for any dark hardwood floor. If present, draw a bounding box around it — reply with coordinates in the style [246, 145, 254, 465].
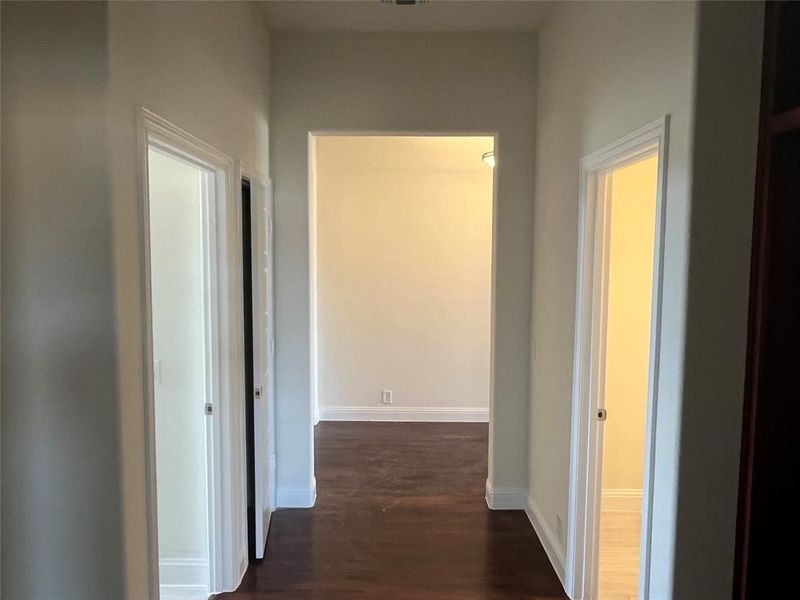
[216, 422, 567, 600]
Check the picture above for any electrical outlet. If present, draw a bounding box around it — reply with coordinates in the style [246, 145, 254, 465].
[381, 389, 392, 405]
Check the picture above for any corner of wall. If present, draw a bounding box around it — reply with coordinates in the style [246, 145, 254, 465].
[485, 478, 527, 510]
[670, 1, 764, 597]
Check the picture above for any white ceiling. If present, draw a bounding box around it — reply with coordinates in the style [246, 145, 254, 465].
[258, 1, 548, 32]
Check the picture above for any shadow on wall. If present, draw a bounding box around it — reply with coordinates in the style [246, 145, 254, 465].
[672, 2, 763, 597]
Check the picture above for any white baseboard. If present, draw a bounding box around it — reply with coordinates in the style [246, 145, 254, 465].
[236, 553, 248, 593]
[269, 453, 277, 508]
[159, 585, 209, 600]
[158, 558, 209, 600]
[257, 505, 271, 558]
[485, 479, 527, 510]
[319, 406, 489, 422]
[602, 488, 643, 512]
[277, 477, 317, 508]
[525, 496, 567, 592]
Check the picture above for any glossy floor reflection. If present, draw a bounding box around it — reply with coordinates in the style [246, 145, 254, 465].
[215, 422, 567, 600]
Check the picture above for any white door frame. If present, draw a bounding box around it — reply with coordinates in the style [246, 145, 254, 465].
[566, 116, 669, 600]
[137, 107, 248, 597]
[306, 130, 498, 501]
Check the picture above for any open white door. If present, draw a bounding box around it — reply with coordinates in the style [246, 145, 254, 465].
[251, 177, 277, 558]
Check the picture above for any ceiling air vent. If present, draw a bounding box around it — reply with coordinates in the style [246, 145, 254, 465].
[381, 0, 428, 6]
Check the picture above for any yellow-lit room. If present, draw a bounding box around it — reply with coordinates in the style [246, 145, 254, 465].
[597, 154, 658, 600]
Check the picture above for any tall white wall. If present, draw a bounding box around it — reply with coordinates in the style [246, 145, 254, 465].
[529, 2, 763, 597]
[272, 32, 537, 500]
[315, 136, 493, 416]
[148, 149, 209, 579]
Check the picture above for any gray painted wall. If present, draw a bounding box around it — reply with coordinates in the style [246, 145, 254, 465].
[2, 1, 273, 596]
[529, 4, 698, 594]
[107, 2, 272, 593]
[529, 1, 763, 596]
[0, 2, 766, 596]
[673, 2, 763, 596]
[270, 32, 538, 499]
[1, 2, 124, 598]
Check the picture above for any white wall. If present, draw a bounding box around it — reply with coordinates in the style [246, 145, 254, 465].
[528, 2, 763, 597]
[315, 136, 493, 418]
[272, 32, 537, 501]
[107, 2, 272, 596]
[148, 149, 210, 591]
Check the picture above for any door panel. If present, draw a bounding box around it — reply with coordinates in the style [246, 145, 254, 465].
[251, 178, 276, 559]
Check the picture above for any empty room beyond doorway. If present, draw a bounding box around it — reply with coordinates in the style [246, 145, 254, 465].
[597, 154, 658, 600]
[310, 135, 495, 426]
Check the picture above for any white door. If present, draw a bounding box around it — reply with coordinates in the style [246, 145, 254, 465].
[251, 178, 277, 558]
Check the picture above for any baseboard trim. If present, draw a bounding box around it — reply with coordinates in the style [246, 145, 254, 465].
[159, 584, 210, 600]
[158, 558, 209, 600]
[319, 406, 489, 422]
[277, 477, 317, 508]
[258, 505, 271, 557]
[602, 488, 643, 512]
[525, 496, 567, 592]
[485, 479, 527, 510]
[236, 553, 248, 593]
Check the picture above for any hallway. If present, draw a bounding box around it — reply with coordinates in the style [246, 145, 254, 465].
[217, 422, 567, 599]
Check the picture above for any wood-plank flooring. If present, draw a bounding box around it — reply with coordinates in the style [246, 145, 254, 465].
[597, 509, 641, 600]
[215, 422, 567, 600]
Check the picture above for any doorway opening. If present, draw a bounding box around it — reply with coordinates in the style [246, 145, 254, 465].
[308, 133, 496, 492]
[148, 145, 216, 600]
[139, 109, 248, 599]
[242, 178, 256, 563]
[596, 153, 658, 600]
[567, 119, 669, 600]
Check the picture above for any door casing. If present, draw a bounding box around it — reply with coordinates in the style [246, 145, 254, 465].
[566, 116, 670, 600]
[137, 107, 248, 597]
